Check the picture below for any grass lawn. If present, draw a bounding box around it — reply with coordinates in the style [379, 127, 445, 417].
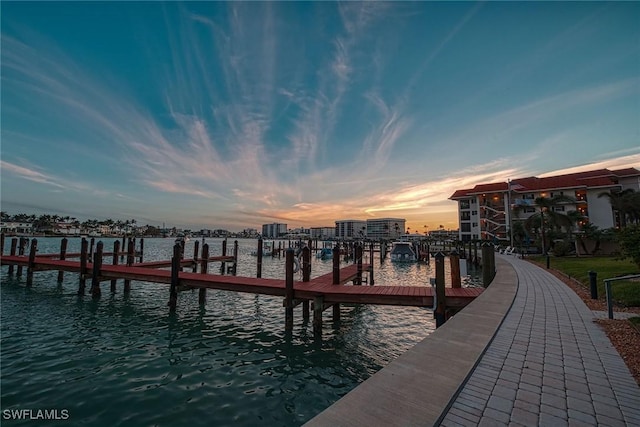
[530, 255, 640, 307]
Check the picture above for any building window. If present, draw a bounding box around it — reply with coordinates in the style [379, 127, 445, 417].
[471, 210, 477, 216]
[460, 200, 470, 209]
[524, 207, 536, 213]
[553, 206, 565, 212]
[472, 222, 478, 227]
[461, 223, 471, 232]
[523, 194, 534, 200]
[461, 212, 471, 221]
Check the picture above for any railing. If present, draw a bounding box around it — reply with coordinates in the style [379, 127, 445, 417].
[604, 274, 640, 319]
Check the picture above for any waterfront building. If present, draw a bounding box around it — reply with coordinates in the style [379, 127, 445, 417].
[0, 221, 34, 235]
[365, 218, 406, 240]
[335, 219, 367, 240]
[262, 223, 287, 238]
[449, 167, 640, 242]
[310, 227, 336, 239]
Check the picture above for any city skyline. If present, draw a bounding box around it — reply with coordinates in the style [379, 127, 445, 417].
[2, 2, 639, 232]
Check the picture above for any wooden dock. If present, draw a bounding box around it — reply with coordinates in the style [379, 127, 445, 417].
[1, 236, 483, 334]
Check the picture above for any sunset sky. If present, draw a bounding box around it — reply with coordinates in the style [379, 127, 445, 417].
[1, 2, 639, 232]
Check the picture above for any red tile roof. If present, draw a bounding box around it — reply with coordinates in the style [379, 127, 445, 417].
[449, 167, 639, 199]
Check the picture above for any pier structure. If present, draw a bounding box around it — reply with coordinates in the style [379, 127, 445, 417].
[1, 234, 482, 335]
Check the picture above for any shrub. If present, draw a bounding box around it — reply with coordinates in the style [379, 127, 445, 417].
[617, 225, 640, 268]
[551, 240, 571, 257]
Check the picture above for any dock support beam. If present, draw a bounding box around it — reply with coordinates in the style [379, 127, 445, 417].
[256, 238, 263, 278]
[91, 241, 103, 298]
[8, 238, 17, 276]
[450, 249, 461, 288]
[199, 244, 209, 304]
[302, 246, 311, 319]
[57, 238, 68, 283]
[26, 239, 37, 287]
[78, 238, 88, 295]
[168, 243, 180, 311]
[124, 239, 134, 294]
[313, 296, 323, 335]
[284, 248, 295, 330]
[111, 240, 120, 293]
[17, 237, 28, 277]
[434, 252, 446, 328]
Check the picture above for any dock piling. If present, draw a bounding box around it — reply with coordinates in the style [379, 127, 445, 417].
[199, 244, 209, 304]
[434, 252, 446, 328]
[256, 238, 263, 278]
[450, 249, 461, 288]
[124, 239, 134, 294]
[17, 237, 28, 277]
[111, 240, 120, 293]
[26, 238, 37, 287]
[168, 243, 180, 311]
[8, 238, 17, 276]
[78, 238, 88, 295]
[332, 244, 340, 285]
[57, 238, 68, 283]
[285, 248, 294, 330]
[91, 241, 103, 298]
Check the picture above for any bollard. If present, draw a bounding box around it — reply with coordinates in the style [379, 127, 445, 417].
[546, 254, 550, 269]
[589, 271, 598, 299]
[481, 243, 493, 287]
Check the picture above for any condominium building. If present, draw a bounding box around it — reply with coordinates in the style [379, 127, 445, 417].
[335, 219, 367, 239]
[310, 227, 336, 239]
[261, 223, 287, 238]
[365, 218, 406, 240]
[449, 168, 640, 242]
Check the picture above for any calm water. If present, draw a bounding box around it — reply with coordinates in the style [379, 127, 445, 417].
[1, 238, 476, 426]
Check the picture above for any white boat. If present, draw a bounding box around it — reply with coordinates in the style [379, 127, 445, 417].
[390, 241, 418, 262]
[316, 247, 333, 260]
[251, 240, 274, 256]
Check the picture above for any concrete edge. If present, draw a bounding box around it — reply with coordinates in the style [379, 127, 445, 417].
[304, 256, 518, 427]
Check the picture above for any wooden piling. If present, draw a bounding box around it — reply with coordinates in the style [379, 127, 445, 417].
[78, 238, 88, 295]
[57, 238, 68, 283]
[199, 243, 209, 304]
[355, 243, 363, 285]
[332, 244, 340, 285]
[231, 240, 239, 275]
[256, 238, 263, 278]
[369, 242, 375, 286]
[450, 249, 461, 288]
[17, 237, 27, 277]
[192, 240, 200, 273]
[0, 233, 4, 255]
[111, 240, 120, 293]
[482, 242, 494, 287]
[285, 248, 294, 330]
[220, 239, 227, 274]
[121, 236, 126, 262]
[26, 238, 37, 287]
[168, 243, 180, 311]
[8, 238, 17, 275]
[434, 252, 446, 328]
[124, 239, 134, 294]
[89, 238, 95, 264]
[302, 246, 311, 319]
[91, 241, 103, 298]
[139, 238, 144, 263]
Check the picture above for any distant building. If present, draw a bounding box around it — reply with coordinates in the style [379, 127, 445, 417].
[310, 227, 336, 239]
[262, 223, 287, 238]
[335, 219, 367, 239]
[0, 221, 33, 235]
[449, 167, 640, 242]
[366, 218, 406, 240]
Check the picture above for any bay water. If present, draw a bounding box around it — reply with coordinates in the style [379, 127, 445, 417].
[1, 237, 473, 426]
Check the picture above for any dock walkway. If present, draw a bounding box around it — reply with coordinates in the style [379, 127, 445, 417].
[441, 255, 640, 426]
[306, 254, 640, 426]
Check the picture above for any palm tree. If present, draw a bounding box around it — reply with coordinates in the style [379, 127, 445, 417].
[520, 195, 575, 254]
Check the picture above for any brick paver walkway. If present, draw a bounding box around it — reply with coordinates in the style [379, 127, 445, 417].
[441, 255, 640, 426]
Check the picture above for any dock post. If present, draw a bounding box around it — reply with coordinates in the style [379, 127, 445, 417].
[199, 244, 209, 304]
[78, 238, 88, 295]
[302, 246, 311, 319]
[124, 239, 134, 294]
[89, 238, 95, 264]
[26, 238, 38, 287]
[332, 244, 340, 285]
[313, 296, 323, 335]
[111, 240, 120, 293]
[220, 239, 227, 274]
[0, 233, 4, 255]
[192, 240, 200, 273]
[121, 236, 126, 261]
[256, 238, 263, 278]
[168, 243, 180, 311]
[231, 240, 238, 275]
[17, 237, 27, 277]
[355, 243, 363, 285]
[434, 251, 446, 328]
[285, 248, 295, 330]
[481, 242, 494, 287]
[8, 238, 17, 276]
[139, 238, 144, 263]
[450, 249, 461, 288]
[369, 242, 375, 286]
[91, 241, 103, 298]
[57, 238, 68, 283]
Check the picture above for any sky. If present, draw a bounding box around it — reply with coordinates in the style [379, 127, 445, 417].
[1, 2, 639, 233]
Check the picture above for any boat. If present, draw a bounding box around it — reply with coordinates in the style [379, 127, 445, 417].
[251, 240, 274, 256]
[316, 247, 333, 260]
[390, 241, 418, 262]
